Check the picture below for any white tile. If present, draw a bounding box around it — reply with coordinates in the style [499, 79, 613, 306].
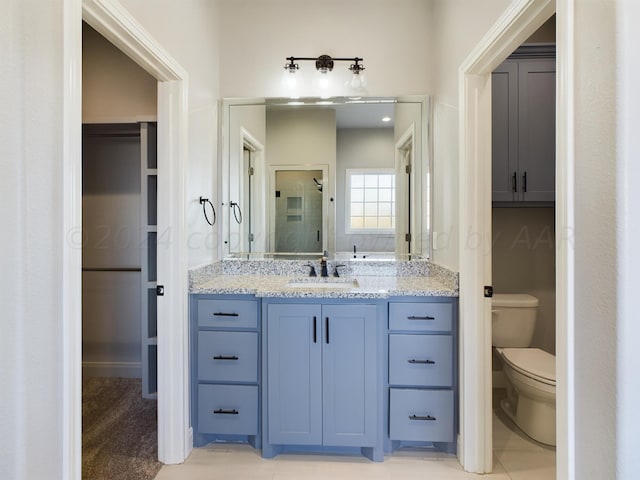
[493, 409, 554, 453]
[154, 414, 556, 480]
[496, 449, 556, 480]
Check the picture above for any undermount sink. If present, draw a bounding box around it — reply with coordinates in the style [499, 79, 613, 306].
[286, 278, 359, 289]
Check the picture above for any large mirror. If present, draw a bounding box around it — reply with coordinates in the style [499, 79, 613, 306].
[221, 96, 431, 260]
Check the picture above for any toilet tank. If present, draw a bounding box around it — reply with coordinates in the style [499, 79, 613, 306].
[491, 293, 539, 348]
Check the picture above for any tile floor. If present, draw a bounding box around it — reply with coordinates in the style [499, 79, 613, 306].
[154, 412, 555, 480]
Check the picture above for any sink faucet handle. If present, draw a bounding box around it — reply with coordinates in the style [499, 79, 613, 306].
[333, 264, 346, 277]
[305, 264, 317, 277]
[319, 256, 329, 277]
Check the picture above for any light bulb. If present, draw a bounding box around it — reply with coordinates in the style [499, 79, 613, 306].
[351, 72, 367, 91]
[281, 69, 298, 88]
[314, 69, 332, 98]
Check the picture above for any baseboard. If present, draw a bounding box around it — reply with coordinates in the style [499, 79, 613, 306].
[492, 370, 507, 389]
[82, 361, 141, 378]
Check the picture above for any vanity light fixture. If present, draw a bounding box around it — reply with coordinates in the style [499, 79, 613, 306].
[283, 55, 366, 94]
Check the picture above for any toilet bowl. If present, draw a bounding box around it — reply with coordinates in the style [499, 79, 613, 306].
[497, 347, 556, 446]
[492, 294, 556, 447]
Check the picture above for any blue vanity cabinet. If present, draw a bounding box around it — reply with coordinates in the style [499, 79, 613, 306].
[387, 298, 458, 453]
[263, 301, 382, 461]
[190, 294, 260, 448]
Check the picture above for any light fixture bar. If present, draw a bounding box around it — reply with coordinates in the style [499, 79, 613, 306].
[284, 55, 364, 73]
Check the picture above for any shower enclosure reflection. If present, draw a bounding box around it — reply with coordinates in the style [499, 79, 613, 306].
[272, 168, 326, 253]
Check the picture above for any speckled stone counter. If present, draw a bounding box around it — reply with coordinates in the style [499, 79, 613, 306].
[189, 260, 458, 299]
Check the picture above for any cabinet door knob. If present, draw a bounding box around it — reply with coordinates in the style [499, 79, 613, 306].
[512, 171, 518, 193]
[523, 171, 527, 192]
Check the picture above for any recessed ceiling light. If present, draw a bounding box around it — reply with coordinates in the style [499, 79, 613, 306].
[382, 116, 392, 122]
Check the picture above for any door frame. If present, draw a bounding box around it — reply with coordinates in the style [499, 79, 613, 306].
[457, 0, 573, 476]
[64, 0, 191, 476]
[394, 124, 415, 256]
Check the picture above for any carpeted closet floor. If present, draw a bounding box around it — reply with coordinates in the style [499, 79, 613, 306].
[82, 377, 162, 480]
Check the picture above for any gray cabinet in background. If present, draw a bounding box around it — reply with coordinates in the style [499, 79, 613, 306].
[492, 46, 556, 204]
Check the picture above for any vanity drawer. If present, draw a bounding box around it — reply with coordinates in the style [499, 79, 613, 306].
[197, 384, 258, 435]
[389, 389, 454, 442]
[389, 302, 452, 332]
[197, 299, 258, 329]
[389, 334, 452, 387]
[198, 331, 258, 382]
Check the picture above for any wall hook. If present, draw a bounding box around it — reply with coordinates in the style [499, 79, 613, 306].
[199, 196, 216, 226]
[230, 201, 243, 224]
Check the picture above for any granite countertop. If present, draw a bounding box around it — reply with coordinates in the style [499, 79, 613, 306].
[190, 273, 458, 299]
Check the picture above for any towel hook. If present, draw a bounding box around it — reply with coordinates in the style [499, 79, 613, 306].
[199, 196, 216, 226]
[230, 201, 243, 224]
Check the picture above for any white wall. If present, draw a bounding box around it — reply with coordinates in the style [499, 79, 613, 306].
[571, 1, 617, 478]
[118, 0, 222, 267]
[430, 0, 512, 270]
[617, 1, 640, 477]
[1, 1, 67, 478]
[218, 0, 433, 98]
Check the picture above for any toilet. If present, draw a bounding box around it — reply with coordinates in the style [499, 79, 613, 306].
[492, 293, 556, 446]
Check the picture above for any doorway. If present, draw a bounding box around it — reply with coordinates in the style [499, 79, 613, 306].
[490, 26, 557, 473]
[457, 0, 563, 475]
[81, 19, 160, 476]
[74, 1, 191, 470]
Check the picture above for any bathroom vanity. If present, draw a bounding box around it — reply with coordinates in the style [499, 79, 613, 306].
[189, 260, 458, 461]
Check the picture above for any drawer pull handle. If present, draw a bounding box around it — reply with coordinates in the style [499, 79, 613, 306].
[213, 312, 239, 317]
[407, 315, 435, 320]
[408, 359, 435, 365]
[409, 414, 436, 421]
[213, 355, 239, 361]
[213, 409, 239, 415]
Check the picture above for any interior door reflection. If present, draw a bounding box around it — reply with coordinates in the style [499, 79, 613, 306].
[274, 170, 323, 253]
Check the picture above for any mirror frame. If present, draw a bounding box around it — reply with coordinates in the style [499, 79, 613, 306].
[219, 96, 432, 261]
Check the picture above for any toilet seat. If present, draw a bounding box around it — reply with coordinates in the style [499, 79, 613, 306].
[499, 348, 556, 386]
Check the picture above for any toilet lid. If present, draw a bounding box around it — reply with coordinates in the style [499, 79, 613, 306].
[492, 293, 539, 308]
[501, 348, 556, 383]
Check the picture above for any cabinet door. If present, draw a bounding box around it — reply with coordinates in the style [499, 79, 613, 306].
[321, 304, 378, 447]
[518, 59, 556, 202]
[267, 304, 322, 445]
[492, 60, 519, 202]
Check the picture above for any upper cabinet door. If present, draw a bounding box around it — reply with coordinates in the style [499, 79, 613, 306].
[518, 59, 556, 202]
[492, 61, 519, 203]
